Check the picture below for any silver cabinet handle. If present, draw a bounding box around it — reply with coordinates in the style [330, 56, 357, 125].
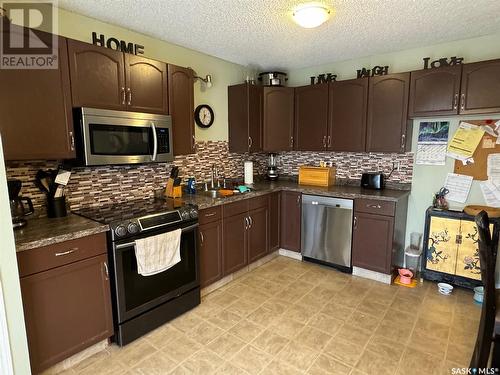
[103, 262, 109, 280]
[290, 136, 294, 148]
[121, 87, 126, 105]
[204, 212, 216, 217]
[353, 216, 358, 229]
[69, 131, 75, 151]
[297, 195, 301, 205]
[453, 93, 458, 110]
[322, 135, 327, 148]
[151, 122, 158, 161]
[244, 217, 249, 230]
[460, 93, 465, 111]
[367, 204, 382, 209]
[327, 135, 331, 148]
[401, 134, 406, 150]
[127, 88, 132, 105]
[55, 247, 78, 257]
[248, 216, 253, 229]
[200, 231, 204, 244]
[248, 136, 253, 149]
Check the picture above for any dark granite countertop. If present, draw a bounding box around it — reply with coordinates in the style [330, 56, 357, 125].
[14, 181, 409, 252]
[185, 180, 411, 210]
[14, 214, 109, 253]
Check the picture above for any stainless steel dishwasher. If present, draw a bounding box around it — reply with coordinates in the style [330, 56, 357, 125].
[301, 194, 353, 272]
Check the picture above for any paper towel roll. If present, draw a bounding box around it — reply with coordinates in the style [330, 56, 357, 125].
[244, 161, 254, 185]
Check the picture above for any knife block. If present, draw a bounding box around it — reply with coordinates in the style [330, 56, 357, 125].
[165, 179, 182, 198]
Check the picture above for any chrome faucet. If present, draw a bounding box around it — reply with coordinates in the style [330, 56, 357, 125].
[210, 164, 218, 189]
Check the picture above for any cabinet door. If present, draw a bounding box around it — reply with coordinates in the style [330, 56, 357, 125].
[263, 87, 294, 152]
[269, 192, 281, 252]
[20, 254, 113, 373]
[460, 59, 500, 114]
[126, 55, 168, 114]
[425, 216, 459, 276]
[168, 64, 195, 155]
[408, 66, 461, 117]
[199, 220, 223, 287]
[455, 220, 489, 281]
[294, 84, 329, 151]
[352, 212, 394, 274]
[67, 39, 126, 110]
[248, 207, 269, 263]
[366, 73, 410, 153]
[223, 213, 248, 275]
[0, 30, 75, 160]
[248, 84, 263, 152]
[328, 78, 368, 152]
[280, 191, 301, 252]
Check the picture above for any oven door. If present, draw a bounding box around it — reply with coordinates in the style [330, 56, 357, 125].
[111, 222, 199, 324]
[79, 107, 173, 166]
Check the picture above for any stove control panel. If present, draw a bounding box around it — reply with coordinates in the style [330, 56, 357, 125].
[110, 204, 198, 239]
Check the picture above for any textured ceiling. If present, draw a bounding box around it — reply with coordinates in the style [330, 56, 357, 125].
[58, 0, 500, 70]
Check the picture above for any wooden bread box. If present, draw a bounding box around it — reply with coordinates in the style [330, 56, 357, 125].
[298, 166, 336, 187]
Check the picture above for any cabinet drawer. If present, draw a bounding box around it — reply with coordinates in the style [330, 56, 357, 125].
[355, 199, 395, 216]
[249, 195, 269, 210]
[223, 199, 249, 217]
[199, 206, 222, 224]
[17, 232, 107, 277]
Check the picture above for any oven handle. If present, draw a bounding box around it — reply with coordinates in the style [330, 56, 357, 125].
[151, 122, 158, 161]
[114, 223, 199, 250]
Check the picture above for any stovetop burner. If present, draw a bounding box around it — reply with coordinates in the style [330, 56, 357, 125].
[74, 198, 189, 224]
[74, 198, 198, 239]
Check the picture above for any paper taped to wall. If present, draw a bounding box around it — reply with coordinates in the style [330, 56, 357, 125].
[480, 181, 500, 207]
[444, 173, 473, 203]
[447, 122, 484, 160]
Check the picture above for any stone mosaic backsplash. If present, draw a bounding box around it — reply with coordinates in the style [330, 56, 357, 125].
[5, 141, 413, 212]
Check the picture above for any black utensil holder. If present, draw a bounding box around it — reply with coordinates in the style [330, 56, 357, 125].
[47, 197, 67, 218]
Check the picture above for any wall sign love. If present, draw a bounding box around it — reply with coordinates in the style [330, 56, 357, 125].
[422, 56, 464, 69]
[91, 32, 145, 55]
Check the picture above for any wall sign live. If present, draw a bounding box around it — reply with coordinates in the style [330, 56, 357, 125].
[75, 199, 200, 346]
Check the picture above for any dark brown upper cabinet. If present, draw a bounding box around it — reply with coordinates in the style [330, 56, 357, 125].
[328, 78, 368, 152]
[168, 64, 195, 155]
[68, 39, 168, 114]
[294, 84, 329, 151]
[460, 59, 500, 114]
[367, 73, 410, 153]
[0, 26, 75, 160]
[263, 87, 295, 152]
[408, 65, 462, 117]
[228, 83, 262, 153]
[126, 54, 168, 114]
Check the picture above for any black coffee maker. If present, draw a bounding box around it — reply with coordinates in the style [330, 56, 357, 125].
[8, 179, 34, 229]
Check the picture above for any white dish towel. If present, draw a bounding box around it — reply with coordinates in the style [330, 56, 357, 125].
[134, 228, 182, 276]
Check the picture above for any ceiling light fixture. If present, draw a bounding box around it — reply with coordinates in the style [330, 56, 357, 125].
[293, 4, 331, 28]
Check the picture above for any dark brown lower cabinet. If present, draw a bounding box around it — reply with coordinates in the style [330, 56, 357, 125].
[248, 206, 269, 263]
[269, 192, 281, 252]
[352, 212, 394, 274]
[222, 212, 248, 275]
[280, 191, 301, 252]
[199, 219, 223, 288]
[352, 197, 408, 275]
[19, 251, 112, 374]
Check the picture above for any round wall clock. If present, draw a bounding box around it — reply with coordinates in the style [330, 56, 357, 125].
[194, 104, 215, 128]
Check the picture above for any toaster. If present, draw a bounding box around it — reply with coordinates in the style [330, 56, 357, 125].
[361, 173, 385, 190]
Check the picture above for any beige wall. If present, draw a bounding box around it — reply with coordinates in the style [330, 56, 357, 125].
[56, 8, 249, 142]
[0, 137, 31, 375]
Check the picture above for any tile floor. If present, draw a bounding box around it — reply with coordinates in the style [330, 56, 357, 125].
[60, 256, 481, 374]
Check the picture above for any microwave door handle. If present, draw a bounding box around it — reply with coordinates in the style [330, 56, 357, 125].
[151, 122, 158, 161]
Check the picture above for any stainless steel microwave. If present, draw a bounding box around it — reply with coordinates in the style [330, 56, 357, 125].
[74, 107, 173, 166]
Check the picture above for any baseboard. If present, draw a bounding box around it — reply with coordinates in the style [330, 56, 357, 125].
[352, 266, 392, 284]
[278, 248, 303, 261]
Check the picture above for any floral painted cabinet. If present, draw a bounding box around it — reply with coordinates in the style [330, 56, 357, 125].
[422, 208, 497, 288]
